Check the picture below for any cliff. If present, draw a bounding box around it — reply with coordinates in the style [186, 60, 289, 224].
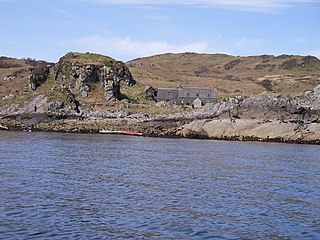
[51, 52, 135, 101]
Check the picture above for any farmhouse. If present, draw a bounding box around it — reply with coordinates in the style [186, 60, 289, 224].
[157, 87, 218, 107]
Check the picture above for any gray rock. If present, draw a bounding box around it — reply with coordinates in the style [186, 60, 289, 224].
[80, 85, 90, 98]
[28, 66, 50, 91]
[51, 61, 135, 102]
[144, 86, 157, 101]
[2, 94, 15, 100]
[314, 85, 320, 96]
[3, 75, 16, 81]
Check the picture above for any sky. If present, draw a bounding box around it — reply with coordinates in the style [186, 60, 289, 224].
[0, 0, 319, 62]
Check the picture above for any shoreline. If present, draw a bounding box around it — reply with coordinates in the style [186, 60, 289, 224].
[1, 116, 320, 145]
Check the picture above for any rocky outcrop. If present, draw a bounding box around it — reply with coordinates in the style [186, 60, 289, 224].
[28, 65, 50, 91]
[66, 90, 80, 113]
[97, 63, 135, 101]
[51, 53, 135, 101]
[178, 85, 320, 143]
[179, 119, 320, 144]
[144, 86, 157, 101]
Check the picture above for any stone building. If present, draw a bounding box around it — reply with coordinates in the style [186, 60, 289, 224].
[157, 88, 218, 106]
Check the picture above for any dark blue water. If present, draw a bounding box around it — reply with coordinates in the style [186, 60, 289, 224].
[0, 131, 319, 239]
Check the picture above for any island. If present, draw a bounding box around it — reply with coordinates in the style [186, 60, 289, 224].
[1, 52, 320, 144]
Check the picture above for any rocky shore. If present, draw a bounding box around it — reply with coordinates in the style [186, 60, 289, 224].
[1, 85, 320, 145]
[178, 85, 320, 144]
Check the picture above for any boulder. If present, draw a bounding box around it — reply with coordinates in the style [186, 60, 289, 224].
[144, 86, 157, 101]
[28, 65, 50, 91]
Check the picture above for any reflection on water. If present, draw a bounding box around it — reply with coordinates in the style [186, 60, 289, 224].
[0, 131, 320, 239]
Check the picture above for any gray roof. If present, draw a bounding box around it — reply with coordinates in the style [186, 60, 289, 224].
[157, 87, 217, 101]
[178, 88, 217, 99]
[157, 88, 179, 100]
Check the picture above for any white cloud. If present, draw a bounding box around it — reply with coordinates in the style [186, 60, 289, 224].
[61, 35, 208, 60]
[81, 0, 317, 11]
[4, 0, 318, 11]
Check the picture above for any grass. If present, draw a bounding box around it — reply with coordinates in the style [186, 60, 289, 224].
[120, 82, 147, 103]
[128, 53, 320, 99]
[63, 64, 72, 79]
[36, 76, 67, 102]
[60, 52, 115, 65]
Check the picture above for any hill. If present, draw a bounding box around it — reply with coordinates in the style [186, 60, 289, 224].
[127, 53, 320, 99]
[1, 52, 320, 115]
[0, 52, 135, 112]
[0, 57, 53, 99]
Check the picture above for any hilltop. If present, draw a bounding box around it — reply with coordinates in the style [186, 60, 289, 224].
[127, 53, 320, 99]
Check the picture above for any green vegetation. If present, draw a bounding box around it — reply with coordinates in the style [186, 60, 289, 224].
[63, 64, 72, 79]
[36, 76, 67, 102]
[120, 82, 146, 103]
[60, 52, 115, 65]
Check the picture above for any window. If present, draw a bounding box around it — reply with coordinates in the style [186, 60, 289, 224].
[168, 92, 173, 96]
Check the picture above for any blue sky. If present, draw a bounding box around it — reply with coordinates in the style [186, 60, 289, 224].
[0, 0, 319, 62]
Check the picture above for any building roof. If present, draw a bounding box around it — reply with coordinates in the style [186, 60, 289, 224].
[157, 88, 179, 100]
[157, 87, 218, 102]
[178, 88, 217, 99]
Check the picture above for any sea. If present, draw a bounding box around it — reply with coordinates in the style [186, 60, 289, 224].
[0, 131, 319, 239]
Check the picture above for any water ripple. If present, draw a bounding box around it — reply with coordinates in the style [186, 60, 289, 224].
[0, 132, 320, 239]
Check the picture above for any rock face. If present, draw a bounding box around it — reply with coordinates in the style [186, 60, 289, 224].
[178, 85, 320, 143]
[97, 63, 135, 101]
[144, 86, 157, 101]
[28, 64, 51, 91]
[51, 53, 135, 101]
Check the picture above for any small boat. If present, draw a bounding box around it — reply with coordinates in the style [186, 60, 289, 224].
[99, 130, 144, 136]
[21, 129, 31, 132]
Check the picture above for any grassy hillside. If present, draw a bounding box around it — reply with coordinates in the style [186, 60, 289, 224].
[0, 57, 53, 106]
[127, 53, 320, 99]
[1, 52, 320, 115]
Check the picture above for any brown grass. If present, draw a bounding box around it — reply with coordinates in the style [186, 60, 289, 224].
[2, 52, 320, 115]
[127, 53, 320, 99]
